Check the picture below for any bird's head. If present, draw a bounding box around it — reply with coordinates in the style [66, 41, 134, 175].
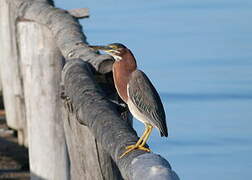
[89, 43, 127, 61]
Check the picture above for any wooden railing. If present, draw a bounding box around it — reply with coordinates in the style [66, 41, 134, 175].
[0, 0, 179, 179]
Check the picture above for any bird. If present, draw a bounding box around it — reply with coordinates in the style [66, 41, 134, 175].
[89, 43, 168, 158]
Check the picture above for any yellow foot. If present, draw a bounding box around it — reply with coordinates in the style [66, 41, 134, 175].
[119, 145, 151, 158]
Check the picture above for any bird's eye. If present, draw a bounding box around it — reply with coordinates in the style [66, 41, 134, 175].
[109, 45, 116, 49]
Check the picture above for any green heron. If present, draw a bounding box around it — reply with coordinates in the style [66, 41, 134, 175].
[89, 43, 168, 158]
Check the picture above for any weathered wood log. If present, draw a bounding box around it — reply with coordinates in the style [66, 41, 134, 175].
[13, 0, 114, 74]
[62, 105, 123, 180]
[62, 59, 180, 180]
[0, 0, 28, 146]
[18, 21, 69, 180]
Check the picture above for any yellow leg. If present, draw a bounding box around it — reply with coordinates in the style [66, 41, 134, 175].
[139, 125, 153, 147]
[119, 124, 152, 158]
[126, 124, 149, 149]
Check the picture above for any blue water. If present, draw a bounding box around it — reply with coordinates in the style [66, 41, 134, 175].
[57, 1, 252, 179]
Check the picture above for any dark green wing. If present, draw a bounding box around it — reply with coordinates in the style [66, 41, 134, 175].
[128, 70, 168, 137]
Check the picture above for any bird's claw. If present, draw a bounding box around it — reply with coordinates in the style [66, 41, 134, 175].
[125, 145, 150, 151]
[119, 145, 151, 158]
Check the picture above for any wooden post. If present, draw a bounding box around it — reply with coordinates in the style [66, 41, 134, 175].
[0, 0, 28, 146]
[18, 21, 69, 180]
[62, 108, 123, 180]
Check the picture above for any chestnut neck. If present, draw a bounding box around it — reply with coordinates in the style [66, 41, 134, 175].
[112, 48, 137, 102]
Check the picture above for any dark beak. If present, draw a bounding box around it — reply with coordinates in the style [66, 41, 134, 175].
[89, 45, 113, 51]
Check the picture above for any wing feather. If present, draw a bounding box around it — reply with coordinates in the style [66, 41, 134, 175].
[128, 70, 168, 137]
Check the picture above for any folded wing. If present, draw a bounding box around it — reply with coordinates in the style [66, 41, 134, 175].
[128, 70, 168, 137]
